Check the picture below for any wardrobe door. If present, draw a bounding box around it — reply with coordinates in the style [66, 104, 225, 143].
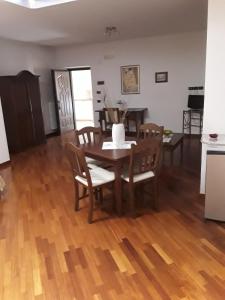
[24, 73, 45, 145]
[12, 76, 35, 152]
[0, 77, 18, 152]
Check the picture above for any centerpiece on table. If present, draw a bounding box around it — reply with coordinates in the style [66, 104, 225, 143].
[103, 96, 127, 147]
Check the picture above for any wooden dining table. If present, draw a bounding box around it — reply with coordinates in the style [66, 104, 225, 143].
[79, 133, 184, 216]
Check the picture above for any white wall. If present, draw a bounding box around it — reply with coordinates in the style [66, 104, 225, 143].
[203, 0, 225, 134]
[0, 38, 57, 135]
[200, 0, 225, 194]
[55, 31, 206, 132]
[0, 97, 10, 164]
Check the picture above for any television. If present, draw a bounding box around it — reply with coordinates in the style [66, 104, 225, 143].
[188, 95, 204, 109]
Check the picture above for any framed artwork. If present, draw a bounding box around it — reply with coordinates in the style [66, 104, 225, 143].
[121, 65, 140, 94]
[155, 72, 168, 83]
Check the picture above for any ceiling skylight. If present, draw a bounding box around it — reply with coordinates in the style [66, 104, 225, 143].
[4, 0, 77, 9]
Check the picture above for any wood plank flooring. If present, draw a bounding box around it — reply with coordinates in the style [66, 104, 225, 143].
[1, 133, 225, 299]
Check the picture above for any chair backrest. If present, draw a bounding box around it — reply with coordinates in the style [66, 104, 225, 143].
[138, 123, 164, 139]
[74, 126, 102, 145]
[65, 142, 92, 187]
[128, 138, 162, 183]
[103, 108, 120, 127]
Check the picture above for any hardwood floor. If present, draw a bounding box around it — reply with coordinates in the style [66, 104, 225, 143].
[1, 133, 225, 299]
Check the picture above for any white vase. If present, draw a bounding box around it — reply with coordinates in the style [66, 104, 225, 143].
[112, 123, 125, 147]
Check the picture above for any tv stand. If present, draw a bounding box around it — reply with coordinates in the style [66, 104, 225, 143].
[182, 109, 203, 134]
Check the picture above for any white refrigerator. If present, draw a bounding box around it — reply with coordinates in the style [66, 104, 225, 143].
[205, 150, 225, 221]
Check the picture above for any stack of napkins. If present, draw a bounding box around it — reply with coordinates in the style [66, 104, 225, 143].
[163, 136, 172, 143]
[102, 141, 137, 150]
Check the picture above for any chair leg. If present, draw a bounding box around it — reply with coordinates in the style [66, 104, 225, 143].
[99, 187, 103, 204]
[129, 184, 136, 217]
[94, 188, 103, 204]
[88, 188, 94, 224]
[81, 185, 87, 198]
[153, 178, 159, 211]
[94, 188, 99, 201]
[74, 181, 79, 211]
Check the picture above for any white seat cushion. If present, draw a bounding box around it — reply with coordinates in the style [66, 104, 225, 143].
[85, 156, 103, 166]
[121, 171, 155, 183]
[75, 165, 115, 187]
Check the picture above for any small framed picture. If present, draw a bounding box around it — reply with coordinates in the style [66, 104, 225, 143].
[155, 72, 168, 83]
[121, 65, 140, 94]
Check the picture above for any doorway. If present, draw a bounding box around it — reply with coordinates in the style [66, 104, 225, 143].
[70, 68, 94, 130]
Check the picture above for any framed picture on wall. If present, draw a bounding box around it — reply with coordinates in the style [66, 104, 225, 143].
[155, 72, 168, 83]
[121, 65, 140, 94]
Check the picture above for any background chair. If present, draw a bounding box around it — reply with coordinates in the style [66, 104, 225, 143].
[138, 123, 164, 139]
[122, 138, 162, 215]
[66, 142, 115, 223]
[103, 108, 120, 133]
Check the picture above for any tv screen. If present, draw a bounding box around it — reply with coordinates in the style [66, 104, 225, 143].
[188, 95, 204, 109]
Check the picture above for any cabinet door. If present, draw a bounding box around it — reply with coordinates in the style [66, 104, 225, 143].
[0, 78, 19, 152]
[26, 76, 45, 145]
[12, 77, 35, 152]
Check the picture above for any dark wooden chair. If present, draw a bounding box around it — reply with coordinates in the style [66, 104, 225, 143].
[75, 126, 102, 145]
[121, 138, 162, 215]
[103, 108, 120, 132]
[65, 142, 115, 223]
[74, 126, 103, 166]
[138, 123, 164, 139]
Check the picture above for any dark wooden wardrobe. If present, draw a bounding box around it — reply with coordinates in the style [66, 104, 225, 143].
[0, 70, 46, 153]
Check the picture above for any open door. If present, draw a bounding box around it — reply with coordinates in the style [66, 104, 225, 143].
[52, 70, 74, 133]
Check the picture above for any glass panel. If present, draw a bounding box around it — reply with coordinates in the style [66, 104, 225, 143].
[72, 70, 93, 100]
[71, 69, 94, 130]
[74, 101, 93, 120]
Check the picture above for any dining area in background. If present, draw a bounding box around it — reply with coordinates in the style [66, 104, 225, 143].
[96, 107, 147, 135]
[65, 121, 183, 223]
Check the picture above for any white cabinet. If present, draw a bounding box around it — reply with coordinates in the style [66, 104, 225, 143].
[205, 151, 225, 221]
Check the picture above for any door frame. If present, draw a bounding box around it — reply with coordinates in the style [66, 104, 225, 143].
[51, 69, 75, 135]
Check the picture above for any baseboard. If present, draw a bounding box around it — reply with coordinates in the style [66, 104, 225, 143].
[46, 130, 59, 138]
[199, 193, 205, 200]
[0, 160, 11, 169]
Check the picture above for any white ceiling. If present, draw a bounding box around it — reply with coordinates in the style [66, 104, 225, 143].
[0, 0, 208, 47]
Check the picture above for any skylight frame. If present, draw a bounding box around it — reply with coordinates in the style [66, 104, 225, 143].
[4, 0, 77, 9]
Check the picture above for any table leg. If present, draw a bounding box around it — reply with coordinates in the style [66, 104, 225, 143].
[140, 111, 145, 124]
[137, 111, 144, 135]
[189, 110, 191, 135]
[180, 139, 184, 164]
[170, 150, 174, 165]
[114, 161, 123, 216]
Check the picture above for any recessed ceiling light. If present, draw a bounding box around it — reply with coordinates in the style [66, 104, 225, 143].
[4, 0, 77, 9]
